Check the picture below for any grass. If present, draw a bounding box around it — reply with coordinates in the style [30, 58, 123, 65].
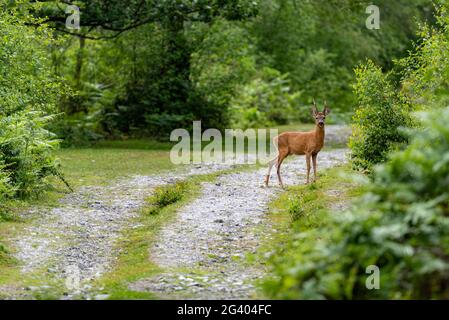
[0, 242, 13, 266]
[255, 164, 364, 279]
[0, 218, 28, 297]
[253, 164, 365, 297]
[271, 164, 363, 225]
[0, 203, 23, 289]
[92, 138, 173, 150]
[54, 148, 174, 188]
[0, 174, 212, 299]
[276, 122, 315, 133]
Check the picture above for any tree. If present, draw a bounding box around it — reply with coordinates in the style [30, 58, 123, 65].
[33, 1, 259, 133]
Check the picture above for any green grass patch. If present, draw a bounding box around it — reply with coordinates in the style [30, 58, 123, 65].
[0, 203, 19, 223]
[144, 181, 189, 215]
[54, 148, 174, 189]
[257, 164, 365, 294]
[0, 242, 11, 265]
[92, 138, 173, 151]
[269, 164, 363, 228]
[0, 217, 24, 297]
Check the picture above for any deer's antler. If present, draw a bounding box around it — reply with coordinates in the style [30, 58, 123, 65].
[312, 98, 318, 115]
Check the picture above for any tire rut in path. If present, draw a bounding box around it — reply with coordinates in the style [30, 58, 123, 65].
[129, 149, 348, 299]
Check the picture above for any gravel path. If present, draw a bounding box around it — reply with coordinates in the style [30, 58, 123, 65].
[129, 149, 348, 299]
[7, 163, 232, 298]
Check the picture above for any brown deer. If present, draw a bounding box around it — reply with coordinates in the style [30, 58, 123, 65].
[265, 100, 330, 188]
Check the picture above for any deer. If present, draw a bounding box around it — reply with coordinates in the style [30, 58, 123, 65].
[265, 100, 330, 188]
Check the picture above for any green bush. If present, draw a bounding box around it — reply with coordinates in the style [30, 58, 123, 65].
[288, 195, 305, 222]
[349, 61, 412, 171]
[52, 113, 105, 147]
[145, 181, 189, 215]
[399, 3, 449, 111]
[0, 111, 61, 198]
[0, 166, 14, 202]
[264, 108, 449, 299]
[0, 8, 65, 199]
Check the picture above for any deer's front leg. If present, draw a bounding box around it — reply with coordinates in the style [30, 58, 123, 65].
[305, 154, 311, 184]
[312, 154, 317, 182]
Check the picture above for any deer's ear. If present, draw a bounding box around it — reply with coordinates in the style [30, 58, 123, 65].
[324, 106, 331, 116]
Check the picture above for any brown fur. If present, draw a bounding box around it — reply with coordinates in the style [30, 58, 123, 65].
[265, 102, 330, 188]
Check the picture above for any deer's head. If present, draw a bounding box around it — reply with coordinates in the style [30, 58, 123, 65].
[312, 100, 330, 128]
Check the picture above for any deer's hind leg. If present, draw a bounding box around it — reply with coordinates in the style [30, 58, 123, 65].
[312, 153, 318, 182]
[265, 156, 278, 187]
[276, 151, 288, 189]
[305, 153, 312, 184]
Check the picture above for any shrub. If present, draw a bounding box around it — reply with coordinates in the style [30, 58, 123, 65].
[0, 167, 14, 202]
[144, 181, 189, 215]
[52, 113, 105, 147]
[288, 195, 304, 222]
[349, 61, 412, 171]
[0, 111, 61, 198]
[399, 4, 449, 111]
[0, 8, 66, 199]
[264, 108, 449, 299]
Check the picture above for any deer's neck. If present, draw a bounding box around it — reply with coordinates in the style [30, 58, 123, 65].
[315, 125, 325, 143]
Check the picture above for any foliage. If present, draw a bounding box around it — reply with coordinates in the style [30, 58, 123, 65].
[251, 0, 433, 120]
[350, 1, 449, 171]
[191, 19, 258, 129]
[145, 181, 189, 215]
[52, 113, 104, 147]
[349, 61, 412, 171]
[36, 0, 260, 33]
[0, 8, 66, 199]
[0, 111, 61, 198]
[287, 195, 304, 222]
[31, 0, 434, 142]
[263, 2, 449, 300]
[265, 108, 449, 299]
[230, 68, 299, 129]
[0, 166, 14, 203]
[38, 0, 260, 138]
[399, 2, 449, 111]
